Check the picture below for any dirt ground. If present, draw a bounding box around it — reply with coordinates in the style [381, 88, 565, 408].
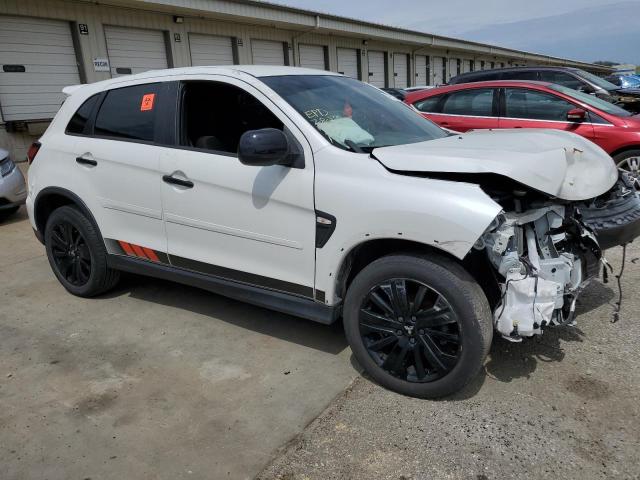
[259, 244, 640, 480]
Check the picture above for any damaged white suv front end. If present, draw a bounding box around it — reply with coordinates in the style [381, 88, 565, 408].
[374, 128, 640, 343]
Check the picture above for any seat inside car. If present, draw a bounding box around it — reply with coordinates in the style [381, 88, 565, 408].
[181, 81, 283, 154]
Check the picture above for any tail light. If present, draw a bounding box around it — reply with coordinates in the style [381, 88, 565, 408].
[27, 142, 41, 165]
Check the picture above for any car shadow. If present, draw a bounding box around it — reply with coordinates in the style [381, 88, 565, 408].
[0, 205, 28, 226]
[96, 272, 349, 355]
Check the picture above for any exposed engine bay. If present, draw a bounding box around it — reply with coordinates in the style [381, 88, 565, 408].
[475, 172, 640, 342]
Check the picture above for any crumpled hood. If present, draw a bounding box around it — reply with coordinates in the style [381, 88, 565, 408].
[373, 129, 618, 201]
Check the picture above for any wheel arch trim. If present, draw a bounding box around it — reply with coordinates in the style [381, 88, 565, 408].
[33, 187, 104, 244]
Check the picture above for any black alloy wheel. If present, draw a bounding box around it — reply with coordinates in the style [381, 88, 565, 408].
[50, 220, 92, 286]
[359, 278, 461, 383]
[343, 254, 492, 398]
[44, 205, 120, 297]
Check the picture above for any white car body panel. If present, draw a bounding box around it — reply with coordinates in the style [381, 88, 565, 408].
[313, 147, 503, 303]
[156, 73, 317, 294]
[374, 128, 618, 201]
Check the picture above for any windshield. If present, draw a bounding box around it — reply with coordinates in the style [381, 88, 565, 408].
[548, 83, 632, 117]
[260, 75, 447, 152]
[576, 69, 619, 91]
[621, 76, 640, 88]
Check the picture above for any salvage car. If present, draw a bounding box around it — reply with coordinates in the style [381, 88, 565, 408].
[449, 66, 640, 113]
[0, 147, 27, 221]
[406, 80, 640, 175]
[26, 67, 640, 398]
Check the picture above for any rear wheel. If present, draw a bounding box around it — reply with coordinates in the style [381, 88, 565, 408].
[343, 254, 492, 398]
[44, 206, 119, 297]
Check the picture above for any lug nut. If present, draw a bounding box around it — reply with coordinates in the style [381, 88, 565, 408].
[418, 329, 425, 335]
[396, 330, 403, 336]
[409, 338, 416, 344]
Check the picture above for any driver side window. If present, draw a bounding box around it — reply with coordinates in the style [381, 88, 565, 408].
[179, 81, 283, 155]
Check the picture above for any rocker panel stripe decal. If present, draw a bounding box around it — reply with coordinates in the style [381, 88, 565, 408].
[104, 238, 323, 300]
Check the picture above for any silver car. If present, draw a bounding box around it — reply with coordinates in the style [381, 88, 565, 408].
[0, 147, 27, 220]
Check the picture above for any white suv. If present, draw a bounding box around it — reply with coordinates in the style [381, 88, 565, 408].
[26, 66, 640, 398]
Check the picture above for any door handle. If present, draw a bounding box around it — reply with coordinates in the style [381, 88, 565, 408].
[162, 174, 194, 189]
[76, 156, 97, 166]
[440, 122, 450, 126]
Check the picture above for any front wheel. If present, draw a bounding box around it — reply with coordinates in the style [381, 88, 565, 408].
[614, 150, 640, 181]
[343, 254, 492, 398]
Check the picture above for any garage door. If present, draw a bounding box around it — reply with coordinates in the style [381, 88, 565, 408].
[448, 58, 460, 79]
[104, 26, 168, 77]
[415, 55, 429, 86]
[393, 53, 409, 88]
[463, 59, 472, 73]
[432, 57, 445, 85]
[0, 15, 81, 121]
[337, 48, 359, 79]
[299, 44, 326, 70]
[367, 51, 386, 88]
[252, 39, 286, 66]
[189, 33, 234, 66]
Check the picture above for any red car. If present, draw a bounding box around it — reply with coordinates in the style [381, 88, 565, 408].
[405, 80, 640, 173]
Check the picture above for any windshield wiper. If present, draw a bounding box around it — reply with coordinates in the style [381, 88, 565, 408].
[344, 139, 365, 153]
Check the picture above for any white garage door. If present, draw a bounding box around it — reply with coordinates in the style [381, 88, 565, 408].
[367, 50, 386, 88]
[463, 59, 472, 73]
[432, 57, 445, 85]
[252, 39, 286, 66]
[299, 44, 325, 70]
[0, 15, 81, 121]
[415, 55, 429, 86]
[393, 53, 409, 88]
[189, 33, 234, 66]
[448, 58, 460, 79]
[337, 48, 359, 79]
[104, 26, 168, 77]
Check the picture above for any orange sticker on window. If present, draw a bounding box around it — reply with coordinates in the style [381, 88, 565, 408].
[140, 93, 155, 111]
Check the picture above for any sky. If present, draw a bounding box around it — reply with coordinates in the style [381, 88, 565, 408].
[263, 0, 640, 64]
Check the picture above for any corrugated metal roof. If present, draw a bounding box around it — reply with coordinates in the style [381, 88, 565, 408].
[122, 0, 611, 72]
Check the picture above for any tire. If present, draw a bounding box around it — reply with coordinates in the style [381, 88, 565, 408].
[343, 254, 492, 399]
[614, 150, 640, 180]
[0, 205, 20, 222]
[44, 205, 119, 297]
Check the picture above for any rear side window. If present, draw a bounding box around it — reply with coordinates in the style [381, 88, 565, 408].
[66, 94, 100, 135]
[413, 95, 443, 113]
[94, 83, 161, 142]
[539, 71, 583, 90]
[505, 71, 539, 81]
[441, 88, 495, 116]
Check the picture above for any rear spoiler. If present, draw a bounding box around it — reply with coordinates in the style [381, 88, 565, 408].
[62, 84, 85, 97]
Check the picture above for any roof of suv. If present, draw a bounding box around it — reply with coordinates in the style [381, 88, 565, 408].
[450, 65, 581, 84]
[63, 66, 340, 96]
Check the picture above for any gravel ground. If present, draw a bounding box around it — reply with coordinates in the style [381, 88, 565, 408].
[259, 244, 640, 480]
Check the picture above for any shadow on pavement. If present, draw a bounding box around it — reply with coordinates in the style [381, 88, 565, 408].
[96, 272, 349, 355]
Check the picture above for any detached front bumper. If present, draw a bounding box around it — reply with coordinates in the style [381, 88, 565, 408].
[0, 164, 27, 210]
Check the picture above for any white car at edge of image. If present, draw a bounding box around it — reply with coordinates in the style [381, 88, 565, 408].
[25, 66, 640, 398]
[0, 147, 27, 221]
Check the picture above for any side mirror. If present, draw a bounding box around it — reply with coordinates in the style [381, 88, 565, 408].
[577, 84, 595, 94]
[567, 108, 586, 122]
[238, 128, 290, 167]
